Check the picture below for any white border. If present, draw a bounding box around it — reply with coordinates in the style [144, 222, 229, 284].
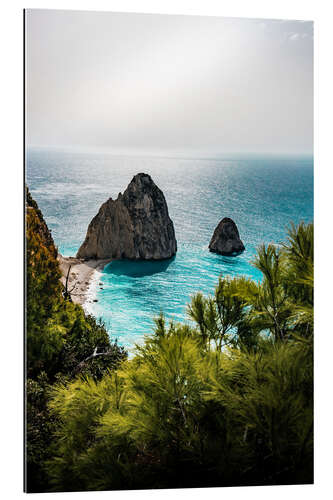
[1, 1, 332, 499]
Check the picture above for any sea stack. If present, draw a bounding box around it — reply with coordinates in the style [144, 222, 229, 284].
[209, 217, 245, 256]
[77, 173, 177, 260]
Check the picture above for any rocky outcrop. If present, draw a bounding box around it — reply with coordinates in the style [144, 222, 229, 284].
[26, 186, 58, 259]
[209, 217, 245, 256]
[77, 173, 177, 260]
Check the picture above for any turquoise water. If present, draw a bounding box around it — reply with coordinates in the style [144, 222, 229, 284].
[27, 148, 313, 352]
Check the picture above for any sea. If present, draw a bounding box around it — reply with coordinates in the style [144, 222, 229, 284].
[27, 148, 313, 354]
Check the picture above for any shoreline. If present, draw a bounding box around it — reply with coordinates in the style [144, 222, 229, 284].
[58, 255, 111, 307]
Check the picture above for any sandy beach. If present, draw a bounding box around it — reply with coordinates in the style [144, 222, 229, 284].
[58, 255, 111, 306]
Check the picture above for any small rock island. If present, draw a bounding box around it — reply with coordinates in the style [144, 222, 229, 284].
[77, 173, 177, 260]
[209, 217, 245, 256]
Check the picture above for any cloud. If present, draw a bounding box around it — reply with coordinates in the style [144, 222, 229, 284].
[26, 11, 313, 155]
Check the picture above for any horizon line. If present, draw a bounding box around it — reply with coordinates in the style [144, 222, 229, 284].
[26, 145, 314, 161]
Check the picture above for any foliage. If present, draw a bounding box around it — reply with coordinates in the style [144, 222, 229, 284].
[25, 188, 127, 492]
[26, 193, 313, 491]
[26, 193, 64, 376]
[26, 187, 127, 379]
[46, 329, 313, 490]
[282, 222, 314, 338]
[46, 221, 313, 491]
[187, 222, 313, 346]
[187, 275, 258, 351]
[26, 373, 55, 492]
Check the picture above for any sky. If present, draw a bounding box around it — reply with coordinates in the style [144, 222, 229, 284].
[26, 9, 313, 156]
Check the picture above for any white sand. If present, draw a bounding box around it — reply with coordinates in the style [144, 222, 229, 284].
[58, 255, 110, 306]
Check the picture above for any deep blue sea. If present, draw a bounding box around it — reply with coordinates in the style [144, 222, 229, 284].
[27, 148, 313, 353]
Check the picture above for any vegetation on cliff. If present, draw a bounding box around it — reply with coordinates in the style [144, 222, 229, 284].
[25, 188, 127, 492]
[44, 221, 313, 490]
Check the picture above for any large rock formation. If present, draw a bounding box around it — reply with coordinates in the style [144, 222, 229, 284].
[77, 173, 177, 260]
[209, 217, 245, 256]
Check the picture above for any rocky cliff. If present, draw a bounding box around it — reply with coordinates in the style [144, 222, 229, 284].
[26, 186, 58, 259]
[209, 217, 245, 256]
[77, 173, 177, 260]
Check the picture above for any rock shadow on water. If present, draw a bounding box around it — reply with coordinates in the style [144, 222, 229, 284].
[206, 250, 243, 266]
[104, 256, 176, 278]
[218, 254, 243, 266]
[207, 251, 252, 277]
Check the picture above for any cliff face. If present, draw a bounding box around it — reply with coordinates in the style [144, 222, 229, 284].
[26, 186, 58, 259]
[77, 173, 177, 260]
[209, 217, 245, 256]
[26, 186, 63, 334]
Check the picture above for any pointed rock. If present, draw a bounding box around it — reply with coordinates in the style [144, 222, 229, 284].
[77, 173, 177, 260]
[209, 217, 245, 256]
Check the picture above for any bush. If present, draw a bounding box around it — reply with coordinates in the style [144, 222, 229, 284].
[46, 222, 313, 490]
[25, 188, 127, 492]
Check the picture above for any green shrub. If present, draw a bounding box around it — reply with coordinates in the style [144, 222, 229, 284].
[25, 189, 127, 492]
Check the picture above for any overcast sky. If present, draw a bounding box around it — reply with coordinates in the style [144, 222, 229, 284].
[26, 9, 313, 156]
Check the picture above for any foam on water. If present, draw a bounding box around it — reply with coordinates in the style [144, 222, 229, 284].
[82, 268, 103, 316]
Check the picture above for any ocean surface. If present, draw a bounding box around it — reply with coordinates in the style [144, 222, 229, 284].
[27, 148, 313, 353]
